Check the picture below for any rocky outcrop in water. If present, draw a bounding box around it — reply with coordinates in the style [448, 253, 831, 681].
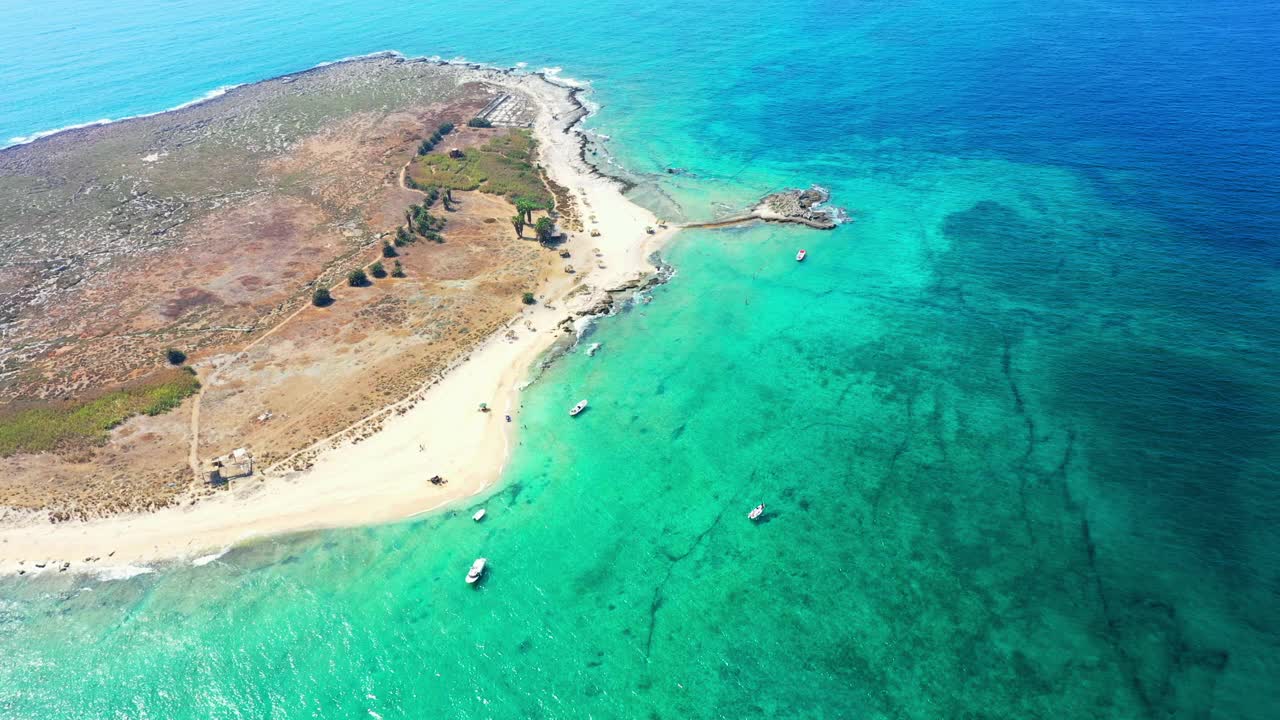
[754, 185, 843, 229]
[682, 185, 846, 231]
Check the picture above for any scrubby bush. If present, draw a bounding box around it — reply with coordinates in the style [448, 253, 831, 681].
[438, 122, 455, 135]
[467, 117, 493, 128]
[347, 269, 369, 287]
[165, 348, 187, 365]
[534, 216, 555, 242]
[370, 261, 386, 278]
[312, 288, 333, 307]
[391, 260, 405, 278]
[522, 292, 536, 305]
[382, 242, 398, 258]
[410, 205, 447, 236]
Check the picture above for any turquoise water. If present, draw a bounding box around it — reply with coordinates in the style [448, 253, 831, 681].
[3, 1, 1279, 717]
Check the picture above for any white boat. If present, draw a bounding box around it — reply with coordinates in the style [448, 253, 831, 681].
[586, 343, 601, 357]
[472, 509, 486, 522]
[466, 558, 487, 584]
[748, 503, 766, 521]
[796, 249, 807, 262]
[569, 399, 588, 416]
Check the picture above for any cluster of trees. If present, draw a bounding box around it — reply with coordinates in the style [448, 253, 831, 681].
[467, 117, 493, 128]
[511, 197, 556, 239]
[312, 227, 420, 306]
[514, 196, 550, 222]
[407, 203, 447, 241]
[511, 212, 556, 242]
[417, 122, 456, 156]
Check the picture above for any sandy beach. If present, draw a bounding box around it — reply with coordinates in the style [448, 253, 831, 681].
[0, 65, 676, 576]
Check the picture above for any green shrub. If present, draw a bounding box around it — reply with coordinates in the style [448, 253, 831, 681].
[534, 216, 555, 242]
[522, 292, 536, 305]
[347, 268, 369, 287]
[312, 288, 333, 307]
[467, 117, 493, 128]
[370, 261, 386, 278]
[164, 348, 187, 365]
[0, 370, 201, 456]
[391, 260, 405, 278]
[382, 242, 398, 258]
[407, 129, 551, 205]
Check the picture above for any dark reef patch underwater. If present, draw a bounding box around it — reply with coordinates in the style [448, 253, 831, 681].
[2, 0, 1278, 717]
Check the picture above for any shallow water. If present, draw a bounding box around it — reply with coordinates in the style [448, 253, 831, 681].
[2, 1, 1279, 717]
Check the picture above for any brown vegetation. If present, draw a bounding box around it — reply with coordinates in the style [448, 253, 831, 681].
[0, 58, 550, 519]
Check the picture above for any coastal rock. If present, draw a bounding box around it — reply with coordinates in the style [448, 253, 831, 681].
[756, 185, 842, 229]
[682, 185, 846, 231]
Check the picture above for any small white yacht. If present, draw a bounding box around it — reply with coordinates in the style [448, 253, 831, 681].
[569, 399, 588, 416]
[466, 558, 487, 584]
[748, 504, 766, 521]
[472, 509, 486, 522]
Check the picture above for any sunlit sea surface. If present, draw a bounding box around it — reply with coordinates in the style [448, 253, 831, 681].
[1, 1, 1278, 717]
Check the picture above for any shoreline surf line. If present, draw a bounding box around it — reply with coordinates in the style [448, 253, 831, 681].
[0, 56, 674, 577]
[0, 50, 591, 152]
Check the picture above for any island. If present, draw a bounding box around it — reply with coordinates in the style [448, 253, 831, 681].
[0, 55, 837, 575]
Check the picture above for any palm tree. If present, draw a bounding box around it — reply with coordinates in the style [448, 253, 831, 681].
[516, 199, 538, 223]
[511, 215, 525, 238]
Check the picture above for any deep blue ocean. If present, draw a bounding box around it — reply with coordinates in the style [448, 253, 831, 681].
[1, 1, 1278, 717]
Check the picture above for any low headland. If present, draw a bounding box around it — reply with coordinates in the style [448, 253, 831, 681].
[0, 55, 836, 576]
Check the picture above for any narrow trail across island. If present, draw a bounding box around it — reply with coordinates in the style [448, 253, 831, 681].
[187, 159, 432, 482]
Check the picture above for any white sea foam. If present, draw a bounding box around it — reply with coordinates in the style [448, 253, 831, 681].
[191, 548, 230, 567]
[310, 49, 404, 70]
[4, 51, 593, 152]
[539, 66, 590, 90]
[92, 565, 155, 582]
[8, 119, 112, 146]
[4, 85, 241, 149]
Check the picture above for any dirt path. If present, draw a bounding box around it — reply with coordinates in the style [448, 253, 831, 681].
[187, 158, 430, 481]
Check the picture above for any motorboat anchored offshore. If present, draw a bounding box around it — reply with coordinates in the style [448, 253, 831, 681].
[472, 509, 486, 522]
[748, 504, 766, 521]
[796, 249, 807, 262]
[569, 399, 589, 416]
[466, 558, 487, 584]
